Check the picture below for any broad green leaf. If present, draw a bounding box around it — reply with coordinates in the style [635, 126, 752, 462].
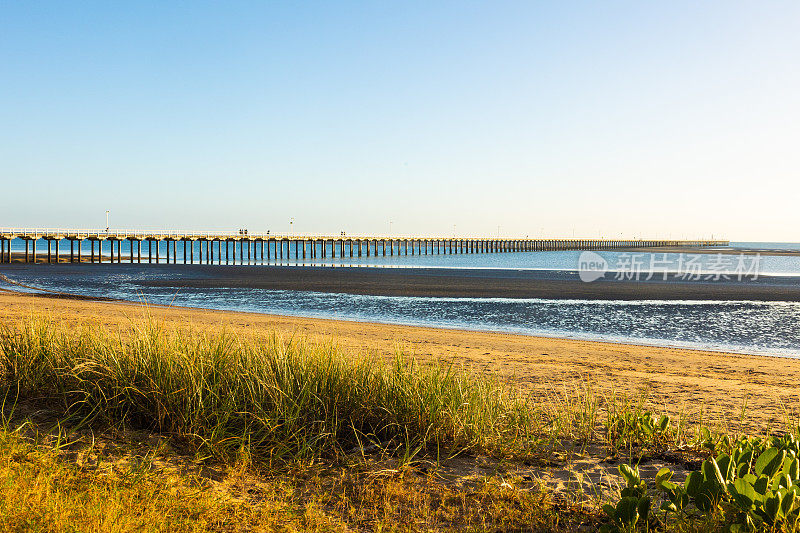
[765, 492, 783, 523]
[754, 476, 770, 495]
[637, 496, 651, 523]
[781, 488, 797, 516]
[685, 471, 702, 498]
[702, 457, 726, 489]
[694, 480, 720, 512]
[717, 454, 734, 483]
[756, 448, 785, 479]
[618, 464, 639, 486]
[655, 467, 673, 483]
[731, 478, 756, 510]
[660, 501, 676, 512]
[772, 473, 791, 492]
[782, 456, 799, 481]
[615, 496, 640, 526]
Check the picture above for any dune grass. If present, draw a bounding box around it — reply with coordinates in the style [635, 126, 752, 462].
[0, 317, 536, 464]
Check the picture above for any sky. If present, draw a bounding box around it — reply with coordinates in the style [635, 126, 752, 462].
[1, 1, 798, 240]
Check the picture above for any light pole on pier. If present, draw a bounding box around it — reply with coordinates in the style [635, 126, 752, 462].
[289, 218, 294, 235]
[105, 210, 110, 233]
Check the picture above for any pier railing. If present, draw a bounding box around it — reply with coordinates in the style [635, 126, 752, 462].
[0, 227, 728, 242]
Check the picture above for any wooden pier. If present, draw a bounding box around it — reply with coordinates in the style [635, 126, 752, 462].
[0, 228, 728, 264]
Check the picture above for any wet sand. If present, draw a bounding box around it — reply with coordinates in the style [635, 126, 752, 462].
[2, 262, 796, 301]
[135, 265, 800, 301]
[1, 291, 798, 431]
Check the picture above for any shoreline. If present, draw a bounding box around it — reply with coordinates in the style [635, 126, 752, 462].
[0, 282, 760, 358]
[2, 290, 799, 432]
[2, 272, 798, 358]
[4, 262, 800, 301]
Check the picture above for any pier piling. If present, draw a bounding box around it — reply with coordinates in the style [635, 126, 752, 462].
[0, 229, 728, 268]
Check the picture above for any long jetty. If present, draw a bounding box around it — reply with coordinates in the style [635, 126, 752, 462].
[0, 228, 727, 264]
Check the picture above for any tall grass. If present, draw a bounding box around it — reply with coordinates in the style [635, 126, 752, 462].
[0, 318, 535, 462]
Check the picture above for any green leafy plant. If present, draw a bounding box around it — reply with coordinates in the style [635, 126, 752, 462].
[607, 410, 673, 454]
[610, 433, 800, 531]
[601, 464, 652, 533]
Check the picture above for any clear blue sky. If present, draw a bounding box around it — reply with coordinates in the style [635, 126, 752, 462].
[2, 2, 798, 240]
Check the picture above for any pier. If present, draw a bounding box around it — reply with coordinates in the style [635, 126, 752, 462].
[0, 228, 727, 264]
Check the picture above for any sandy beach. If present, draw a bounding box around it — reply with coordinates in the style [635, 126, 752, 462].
[2, 290, 797, 432]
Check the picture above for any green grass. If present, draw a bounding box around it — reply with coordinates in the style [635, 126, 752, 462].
[0, 318, 536, 464]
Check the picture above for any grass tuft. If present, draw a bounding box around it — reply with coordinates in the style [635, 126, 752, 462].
[0, 317, 535, 463]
